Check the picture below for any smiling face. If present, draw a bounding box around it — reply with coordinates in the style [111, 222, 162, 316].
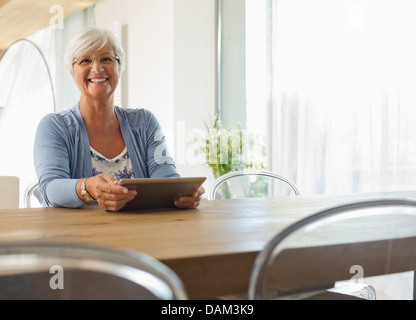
[72, 42, 120, 103]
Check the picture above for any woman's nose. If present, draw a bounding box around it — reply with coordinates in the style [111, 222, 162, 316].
[91, 58, 103, 72]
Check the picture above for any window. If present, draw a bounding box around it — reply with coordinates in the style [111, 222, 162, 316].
[220, 0, 416, 195]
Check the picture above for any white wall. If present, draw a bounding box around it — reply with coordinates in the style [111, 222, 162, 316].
[95, 0, 216, 188]
[95, 0, 175, 133]
[173, 0, 217, 184]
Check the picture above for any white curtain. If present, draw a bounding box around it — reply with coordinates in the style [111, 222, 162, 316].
[266, 0, 416, 300]
[268, 0, 416, 196]
[0, 6, 94, 207]
[0, 29, 55, 207]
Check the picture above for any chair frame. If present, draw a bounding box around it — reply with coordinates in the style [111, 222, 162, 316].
[207, 169, 300, 200]
[248, 198, 416, 300]
[24, 180, 42, 208]
[0, 241, 188, 300]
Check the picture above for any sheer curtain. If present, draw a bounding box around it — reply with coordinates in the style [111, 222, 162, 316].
[0, 6, 94, 207]
[263, 0, 416, 299]
[268, 0, 416, 195]
[0, 28, 55, 207]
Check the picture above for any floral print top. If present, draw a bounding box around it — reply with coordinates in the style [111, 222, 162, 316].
[90, 146, 135, 180]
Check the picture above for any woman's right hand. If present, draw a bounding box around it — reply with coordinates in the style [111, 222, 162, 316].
[84, 174, 137, 211]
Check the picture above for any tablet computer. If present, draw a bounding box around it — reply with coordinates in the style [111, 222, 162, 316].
[118, 176, 206, 211]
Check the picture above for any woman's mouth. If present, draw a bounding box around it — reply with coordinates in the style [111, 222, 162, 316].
[88, 78, 108, 83]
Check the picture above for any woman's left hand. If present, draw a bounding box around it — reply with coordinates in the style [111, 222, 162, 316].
[174, 186, 205, 209]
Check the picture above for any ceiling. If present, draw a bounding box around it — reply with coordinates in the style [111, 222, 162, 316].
[0, 0, 98, 51]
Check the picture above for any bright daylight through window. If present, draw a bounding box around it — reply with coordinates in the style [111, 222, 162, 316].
[244, 0, 416, 195]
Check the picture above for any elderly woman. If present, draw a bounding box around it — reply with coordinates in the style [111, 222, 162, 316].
[34, 26, 204, 211]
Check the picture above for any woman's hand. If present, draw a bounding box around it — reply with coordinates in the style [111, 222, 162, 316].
[85, 174, 137, 212]
[174, 186, 205, 209]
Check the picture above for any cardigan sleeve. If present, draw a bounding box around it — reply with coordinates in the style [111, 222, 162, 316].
[145, 110, 180, 178]
[34, 113, 85, 208]
[117, 107, 180, 178]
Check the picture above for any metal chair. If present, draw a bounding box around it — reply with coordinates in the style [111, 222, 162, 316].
[24, 180, 43, 208]
[0, 176, 19, 209]
[248, 199, 416, 300]
[0, 241, 188, 300]
[208, 170, 300, 200]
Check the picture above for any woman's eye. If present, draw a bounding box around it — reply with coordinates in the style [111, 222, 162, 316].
[80, 58, 92, 65]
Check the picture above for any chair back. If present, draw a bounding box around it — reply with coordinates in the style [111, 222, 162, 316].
[0, 241, 188, 300]
[208, 170, 300, 200]
[248, 199, 416, 300]
[0, 176, 19, 209]
[24, 180, 43, 208]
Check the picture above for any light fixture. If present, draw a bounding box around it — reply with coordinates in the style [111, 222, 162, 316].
[0, 39, 56, 112]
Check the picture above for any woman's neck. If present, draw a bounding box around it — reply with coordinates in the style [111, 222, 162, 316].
[78, 95, 116, 128]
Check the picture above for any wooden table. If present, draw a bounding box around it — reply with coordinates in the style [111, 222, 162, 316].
[0, 190, 415, 299]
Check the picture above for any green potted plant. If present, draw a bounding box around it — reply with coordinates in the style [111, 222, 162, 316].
[204, 113, 265, 178]
[192, 113, 266, 198]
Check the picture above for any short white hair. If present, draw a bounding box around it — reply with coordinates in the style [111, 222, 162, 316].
[64, 26, 126, 75]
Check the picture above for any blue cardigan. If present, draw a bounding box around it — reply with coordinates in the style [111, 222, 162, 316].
[34, 104, 179, 208]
